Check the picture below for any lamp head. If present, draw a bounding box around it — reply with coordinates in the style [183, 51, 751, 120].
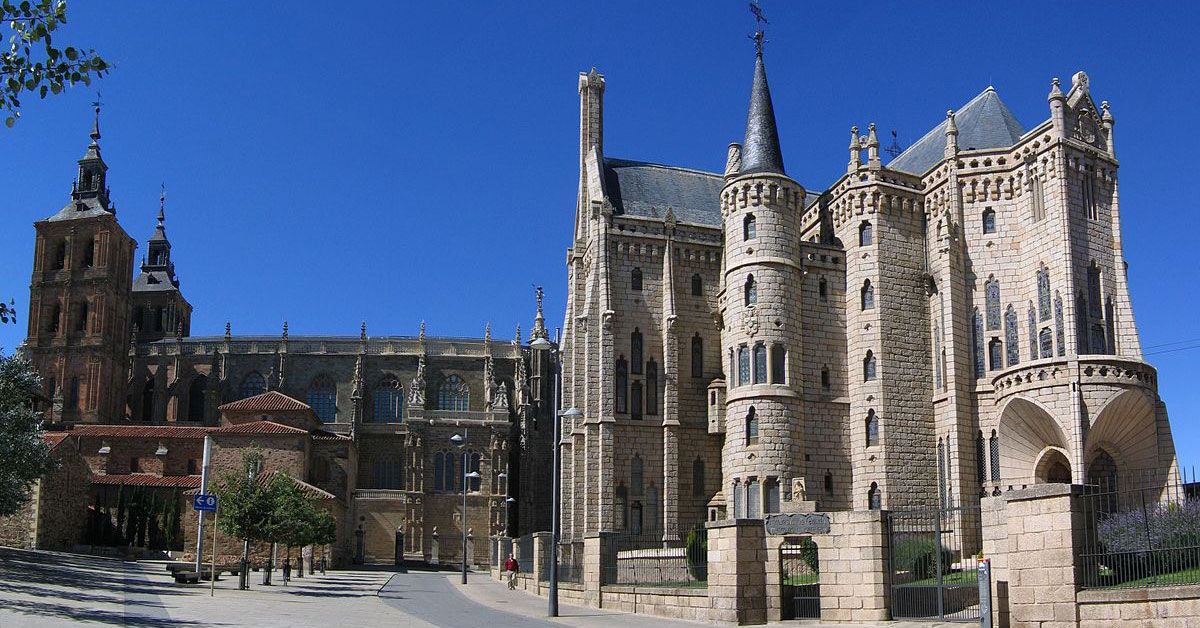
[450, 433, 465, 448]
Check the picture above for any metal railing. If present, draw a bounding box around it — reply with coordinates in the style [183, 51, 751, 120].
[1079, 480, 1200, 589]
[557, 541, 584, 583]
[601, 524, 707, 587]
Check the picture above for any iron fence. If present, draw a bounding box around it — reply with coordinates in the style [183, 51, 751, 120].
[557, 541, 584, 583]
[1079, 480, 1200, 589]
[888, 505, 982, 622]
[516, 534, 535, 575]
[780, 539, 820, 619]
[601, 524, 708, 587]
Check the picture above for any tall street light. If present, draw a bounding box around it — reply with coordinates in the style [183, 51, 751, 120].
[532, 333, 580, 617]
[451, 432, 481, 585]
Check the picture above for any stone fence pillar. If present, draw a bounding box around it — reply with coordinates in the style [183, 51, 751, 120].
[981, 495, 1011, 627]
[533, 532, 552, 582]
[813, 510, 889, 623]
[583, 532, 617, 607]
[1002, 484, 1087, 628]
[707, 519, 767, 625]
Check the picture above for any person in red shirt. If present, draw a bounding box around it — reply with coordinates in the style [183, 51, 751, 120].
[503, 555, 519, 590]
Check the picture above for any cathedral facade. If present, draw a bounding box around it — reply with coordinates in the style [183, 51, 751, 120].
[17, 111, 556, 563]
[559, 46, 1178, 541]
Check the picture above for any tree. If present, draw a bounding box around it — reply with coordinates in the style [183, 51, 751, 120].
[268, 474, 336, 573]
[0, 352, 55, 515]
[2, 0, 108, 128]
[0, 298, 15, 324]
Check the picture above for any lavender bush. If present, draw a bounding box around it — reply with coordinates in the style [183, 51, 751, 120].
[1095, 497, 1200, 582]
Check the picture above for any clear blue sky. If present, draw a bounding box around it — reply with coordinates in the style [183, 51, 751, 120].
[2, 2, 1197, 468]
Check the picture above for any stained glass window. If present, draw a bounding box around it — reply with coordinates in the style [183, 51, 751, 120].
[868, 483, 881, 510]
[747, 479, 761, 518]
[1056, 293, 1066, 357]
[1039, 327, 1053, 359]
[307, 375, 337, 422]
[753, 343, 767, 384]
[1088, 264, 1102, 316]
[982, 208, 996, 234]
[738, 346, 750, 387]
[866, 410, 879, 447]
[973, 309, 984, 379]
[859, 221, 873, 246]
[630, 380, 643, 420]
[745, 274, 757, 306]
[631, 268, 642, 291]
[744, 214, 756, 240]
[988, 338, 1003, 371]
[863, 351, 877, 381]
[646, 359, 658, 415]
[437, 375, 469, 411]
[989, 431, 1000, 482]
[691, 273, 703, 296]
[239, 372, 266, 400]
[976, 431, 987, 484]
[1028, 305, 1038, 361]
[861, 280, 874, 310]
[616, 356, 628, 413]
[1091, 324, 1107, 354]
[630, 329, 643, 374]
[1038, 266, 1052, 321]
[746, 406, 758, 442]
[770, 344, 786, 384]
[373, 376, 404, 423]
[985, 277, 1001, 330]
[1005, 306, 1020, 366]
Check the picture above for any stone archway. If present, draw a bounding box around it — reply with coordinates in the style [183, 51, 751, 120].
[1086, 389, 1166, 490]
[998, 396, 1071, 486]
[1033, 448, 1072, 484]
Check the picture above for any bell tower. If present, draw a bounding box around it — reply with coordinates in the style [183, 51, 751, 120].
[131, 186, 191, 342]
[25, 104, 136, 424]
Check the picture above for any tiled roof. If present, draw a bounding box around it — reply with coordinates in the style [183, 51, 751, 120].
[70, 425, 213, 439]
[604, 158, 725, 226]
[218, 391, 312, 413]
[312, 429, 352, 441]
[91, 474, 202, 488]
[183, 469, 334, 500]
[43, 432, 71, 450]
[888, 87, 1027, 175]
[211, 421, 308, 436]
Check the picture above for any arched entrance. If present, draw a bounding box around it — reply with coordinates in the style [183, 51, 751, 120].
[998, 397, 1071, 486]
[1034, 448, 1072, 484]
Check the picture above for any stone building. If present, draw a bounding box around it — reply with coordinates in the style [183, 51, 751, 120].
[12, 109, 557, 565]
[560, 39, 1179, 539]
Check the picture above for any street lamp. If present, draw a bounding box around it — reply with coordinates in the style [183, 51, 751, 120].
[497, 471, 512, 537]
[452, 431, 481, 585]
[532, 332, 579, 618]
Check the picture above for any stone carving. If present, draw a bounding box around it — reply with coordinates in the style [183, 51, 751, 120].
[792, 477, 807, 502]
[742, 306, 760, 337]
[409, 354, 426, 407]
[765, 513, 830, 536]
[493, 379, 509, 410]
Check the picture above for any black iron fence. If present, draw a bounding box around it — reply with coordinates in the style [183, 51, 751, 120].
[1079, 480, 1200, 589]
[601, 524, 708, 587]
[557, 541, 584, 583]
[780, 539, 820, 619]
[515, 534, 535, 575]
[888, 505, 982, 622]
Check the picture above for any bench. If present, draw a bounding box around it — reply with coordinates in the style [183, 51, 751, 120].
[173, 571, 200, 584]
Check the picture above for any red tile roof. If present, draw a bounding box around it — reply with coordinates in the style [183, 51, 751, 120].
[218, 391, 313, 413]
[183, 469, 334, 500]
[70, 425, 213, 439]
[211, 421, 308, 436]
[43, 432, 71, 450]
[91, 474, 202, 488]
[312, 429, 352, 441]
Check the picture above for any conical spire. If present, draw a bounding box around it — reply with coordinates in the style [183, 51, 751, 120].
[739, 35, 785, 176]
[530, 286, 549, 341]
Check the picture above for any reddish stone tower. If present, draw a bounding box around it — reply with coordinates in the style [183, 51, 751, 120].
[25, 107, 136, 424]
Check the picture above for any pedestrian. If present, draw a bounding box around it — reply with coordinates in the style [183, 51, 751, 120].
[282, 557, 291, 585]
[319, 555, 327, 575]
[504, 554, 519, 590]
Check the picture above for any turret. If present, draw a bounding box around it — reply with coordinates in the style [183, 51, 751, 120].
[720, 34, 809, 518]
[1048, 77, 1066, 135]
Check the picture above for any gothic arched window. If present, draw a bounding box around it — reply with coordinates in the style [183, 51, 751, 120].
[307, 375, 337, 422]
[373, 457, 403, 489]
[972, 308, 985, 379]
[988, 338, 1003, 371]
[1088, 263, 1102, 316]
[770, 344, 786, 384]
[52, 240, 66, 270]
[239, 372, 266, 399]
[746, 406, 758, 443]
[989, 430, 1001, 482]
[861, 279, 874, 310]
[630, 329, 643, 374]
[646, 359, 658, 415]
[821, 367, 830, 389]
[752, 343, 767, 384]
[744, 214, 756, 240]
[48, 302, 61, 335]
[187, 375, 207, 422]
[616, 356, 628, 413]
[1037, 265, 1052, 321]
[868, 482, 881, 510]
[691, 273, 703, 296]
[692, 458, 705, 497]
[74, 301, 88, 333]
[1031, 173, 1046, 221]
[444, 451, 457, 493]
[976, 431, 987, 484]
[863, 350, 877, 381]
[985, 276, 1001, 330]
[859, 221, 873, 246]
[737, 345, 750, 386]
[744, 274, 757, 306]
[467, 451, 481, 492]
[631, 267, 643, 291]
[437, 374, 470, 412]
[1091, 324, 1107, 354]
[982, 208, 996, 234]
[866, 410, 879, 447]
[630, 380, 643, 420]
[691, 334, 703, 378]
[818, 277, 828, 300]
[373, 375, 404, 423]
[1028, 304, 1038, 361]
[434, 451, 445, 492]
[81, 237, 95, 269]
[1005, 306, 1020, 366]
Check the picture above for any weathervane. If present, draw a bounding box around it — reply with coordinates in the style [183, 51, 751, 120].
[748, 1, 768, 54]
[885, 130, 904, 159]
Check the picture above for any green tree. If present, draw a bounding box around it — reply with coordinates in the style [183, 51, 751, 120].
[0, 298, 15, 324]
[212, 449, 272, 546]
[0, 352, 55, 515]
[2, 0, 108, 128]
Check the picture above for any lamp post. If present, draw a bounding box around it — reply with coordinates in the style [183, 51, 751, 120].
[532, 332, 580, 618]
[451, 431, 481, 585]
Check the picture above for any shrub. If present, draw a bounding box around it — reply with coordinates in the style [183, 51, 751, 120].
[1096, 497, 1200, 581]
[893, 536, 952, 581]
[798, 537, 819, 574]
[685, 524, 708, 581]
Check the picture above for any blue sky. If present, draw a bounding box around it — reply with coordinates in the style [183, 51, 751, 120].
[1, 1, 1197, 468]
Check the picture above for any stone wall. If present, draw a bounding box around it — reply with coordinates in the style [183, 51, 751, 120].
[1076, 586, 1200, 627]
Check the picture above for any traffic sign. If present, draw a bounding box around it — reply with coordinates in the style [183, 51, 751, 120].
[193, 494, 218, 512]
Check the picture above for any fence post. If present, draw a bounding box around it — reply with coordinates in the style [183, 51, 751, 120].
[707, 519, 767, 625]
[1003, 484, 1084, 628]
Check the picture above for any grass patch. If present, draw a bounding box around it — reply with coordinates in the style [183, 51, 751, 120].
[903, 570, 977, 587]
[1093, 567, 1200, 588]
[782, 574, 819, 586]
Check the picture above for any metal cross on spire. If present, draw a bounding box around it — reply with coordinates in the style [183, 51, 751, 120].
[748, 1, 768, 55]
[90, 91, 103, 140]
[158, 183, 166, 225]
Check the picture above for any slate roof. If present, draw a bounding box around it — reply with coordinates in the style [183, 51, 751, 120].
[604, 158, 725, 226]
[45, 197, 112, 222]
[739, 51, 786, 176]
[888, 87, 1026, 176]
[91, 474, 202, 488]
[132, 269, 181, 292]
[218, 391, 312, 413]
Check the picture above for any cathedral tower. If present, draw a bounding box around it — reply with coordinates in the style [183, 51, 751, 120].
[720, 38, 808, 517]
[131, 188, 191, 343]
[26, 107, 136, 423]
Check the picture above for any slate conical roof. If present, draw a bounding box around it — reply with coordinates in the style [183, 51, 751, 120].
[739, 50, 786, 176]
[888, 87, 1026, 175]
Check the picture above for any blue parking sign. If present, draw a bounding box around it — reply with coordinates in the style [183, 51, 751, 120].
[193, 493, 218, 512]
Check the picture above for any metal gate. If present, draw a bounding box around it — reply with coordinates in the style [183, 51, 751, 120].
[780, 539, 820, 620]
[888, 505, 981, 622]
